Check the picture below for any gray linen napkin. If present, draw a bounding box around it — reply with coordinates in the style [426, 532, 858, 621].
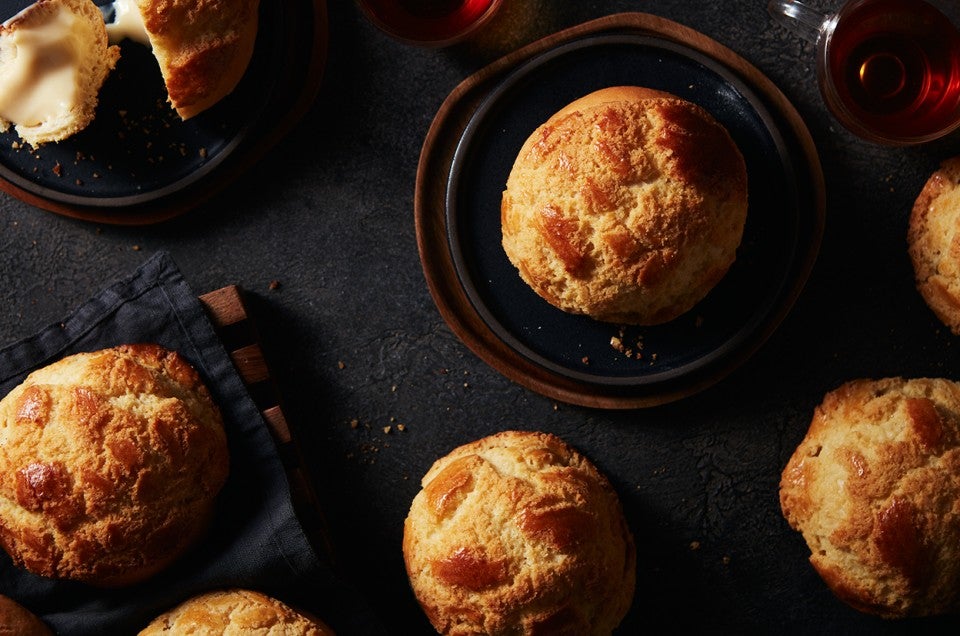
[0, 251, 382, 635]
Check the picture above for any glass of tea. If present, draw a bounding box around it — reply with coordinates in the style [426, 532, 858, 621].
[357, 0, 504, 47]
[768, 0, 960, 145]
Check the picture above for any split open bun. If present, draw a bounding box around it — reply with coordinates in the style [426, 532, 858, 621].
[0, 0, 259, 146]
[0, 0, 120, 146]
[129, 0, 260, 120]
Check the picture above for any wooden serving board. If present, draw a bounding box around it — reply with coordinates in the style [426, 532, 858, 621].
[415, 12, 826, 409]
[198, 286, 332, 561]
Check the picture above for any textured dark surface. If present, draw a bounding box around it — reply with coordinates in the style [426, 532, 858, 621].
[2, 0, 960, 633]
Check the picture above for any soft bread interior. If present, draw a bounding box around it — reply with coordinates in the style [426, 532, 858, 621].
[0, 0, 260, 147]
[0, 0, 119, 146]
[129, 0, 260, 120]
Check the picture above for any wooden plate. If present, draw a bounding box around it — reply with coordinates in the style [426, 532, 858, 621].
[416, 13, 826, 409]
[0, 0, 328, 225]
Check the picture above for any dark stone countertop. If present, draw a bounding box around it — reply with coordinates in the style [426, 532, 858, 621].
[2, 0, 960, 633]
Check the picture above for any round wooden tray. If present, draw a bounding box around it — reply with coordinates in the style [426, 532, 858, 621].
[0, 0, 328, 225]
[415, 13, 826, 410]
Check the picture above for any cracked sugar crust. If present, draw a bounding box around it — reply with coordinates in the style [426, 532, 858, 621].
[0, 344, 229, 586]
[138, 588, 334, 635]
[780, 377, 960, 618]
[908, 156, 960, 334]
[402, 430, 636, 636]
[501, 86, 748, 325]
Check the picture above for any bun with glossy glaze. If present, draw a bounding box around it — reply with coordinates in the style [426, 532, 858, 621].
[780, 377, 960, 617]
[0, 344, 229, 586]
[501, 86, 748, 325]
[403, 430, 635, 635]
[138, 588, 335, 635]
[908, 156, 960, 334]
[0, 595, 52, 635]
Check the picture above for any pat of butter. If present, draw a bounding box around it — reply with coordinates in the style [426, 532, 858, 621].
[104, 0, 150, 47]
[0, 3, 86, 128]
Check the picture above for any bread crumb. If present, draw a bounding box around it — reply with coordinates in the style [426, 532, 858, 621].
[268, 280, 281, 290]
[383, 426, 391, 434]
[689, 541, 701, 551]
[610, 327, 646, 360]
[397, 424, 406, 432]
[349, 419, 359, 429]
[337, 361, 345, 370]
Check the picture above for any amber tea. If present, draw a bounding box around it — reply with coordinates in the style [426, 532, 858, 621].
[358, 0, 501, 46]
[824, 0, 960, 142]
[769, 0, 960, 144]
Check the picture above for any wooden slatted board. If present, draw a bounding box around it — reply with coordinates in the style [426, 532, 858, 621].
[199, 286, 333, 562]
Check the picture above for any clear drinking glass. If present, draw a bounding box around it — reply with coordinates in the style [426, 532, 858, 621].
[768, 0, 960, 145]
[356, 0, 504, 47]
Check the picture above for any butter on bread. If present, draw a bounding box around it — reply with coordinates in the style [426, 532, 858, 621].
[0, 0, 119, 146]
[403, 430, 635, 635]
[0, 344, 229, 587]
[780, 377, 960, 617]
[0, 0, 259, 147]
[112, 0, 260, 120]
[501, 86, 748, 325]
[138, 589, 335, 635]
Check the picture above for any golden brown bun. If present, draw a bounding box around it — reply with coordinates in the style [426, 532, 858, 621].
[501, 86, 748, 325]
[0, 595, 52, 636]
[134, 0, 260, 119]
[908, 156, 960, 334]
[0, 344, 229, 586]
[403, 430, 635, 635]
[138, 588, 335, 635]
[0, 0, 120, 146]
[780, 377, 960, 617]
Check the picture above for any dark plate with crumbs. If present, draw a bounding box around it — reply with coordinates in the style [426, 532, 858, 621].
[417, 16, 825, 409]
[0, 0, 328, 224]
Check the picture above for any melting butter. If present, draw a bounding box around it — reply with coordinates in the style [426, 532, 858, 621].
[104, 0, 150, 47]
[0, 3, 84, 128]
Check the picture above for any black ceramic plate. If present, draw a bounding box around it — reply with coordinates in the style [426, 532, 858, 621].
[446, 33, 810, 391]
[0, 0, 282, 208]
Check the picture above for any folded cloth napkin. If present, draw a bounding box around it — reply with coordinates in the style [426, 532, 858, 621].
[0, 252, 383, 635]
